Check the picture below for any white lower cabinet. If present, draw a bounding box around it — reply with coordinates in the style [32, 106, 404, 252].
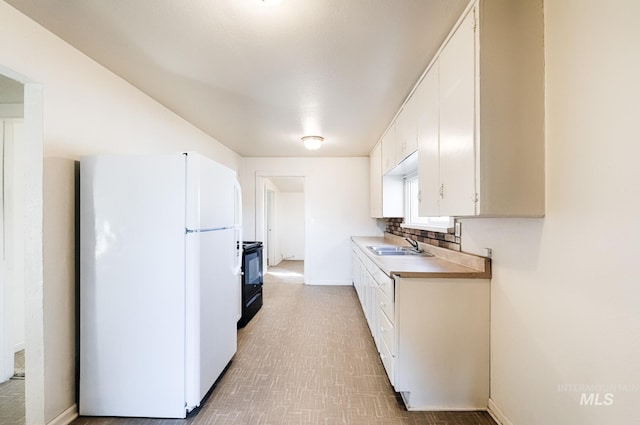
[394, 276, 490, 410]
[379, 333, 395, 384]
[352, 243, 380, 350]
[351, 243, 490, 410]
[378, 307, 395, 357]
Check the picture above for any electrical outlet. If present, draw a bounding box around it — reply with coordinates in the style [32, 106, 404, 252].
[483, 248, 492, 258]
[454, 222, 461, 237]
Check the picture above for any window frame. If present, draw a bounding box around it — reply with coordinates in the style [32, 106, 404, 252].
[401, 173, 454, 233]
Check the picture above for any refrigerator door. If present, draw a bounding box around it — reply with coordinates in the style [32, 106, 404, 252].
[80, 155, 187, 418]
[184, 152, 239, 408]
[185, 228, 238, 408]
[185, 152, 235, 231]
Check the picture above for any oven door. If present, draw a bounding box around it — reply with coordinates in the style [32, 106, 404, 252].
[242, 246, 263, 300]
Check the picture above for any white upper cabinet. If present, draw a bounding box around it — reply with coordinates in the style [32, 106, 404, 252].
[395, 94, 419, 165]
[380, 87, 419, 177]
[474, 0, 545, 216]
[369, 142, 383, 218]
[416, 62, 440, 218]
[436, 7, 476, 217]
[375, 0, 544, 218]
[417, 0, 544, 217]
[381, 123, 396, 176]
[370, 140, 403, 218]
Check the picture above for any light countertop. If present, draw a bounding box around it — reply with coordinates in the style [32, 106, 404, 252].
[351, 233, 491, 279]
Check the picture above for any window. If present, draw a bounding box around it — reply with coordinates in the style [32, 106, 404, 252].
[402, 173, 453, 232]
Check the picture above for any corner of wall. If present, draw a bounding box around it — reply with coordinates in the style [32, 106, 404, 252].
[46, 404, 77, 425]
[487, 398, 514, 425]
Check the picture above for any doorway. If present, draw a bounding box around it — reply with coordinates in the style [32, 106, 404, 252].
[0, 73, 26, 424]
[0, 67, 45, 425]
[266, 188, 276, 267]
[256, 175, 305, 282]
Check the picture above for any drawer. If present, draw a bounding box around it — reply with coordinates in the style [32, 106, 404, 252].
[378, 307, 396, 356]
[363, 254, 378, 277]
[376, 272, 394, 300]
[379, 335, 395, 386]
[378, 288, 394, 326]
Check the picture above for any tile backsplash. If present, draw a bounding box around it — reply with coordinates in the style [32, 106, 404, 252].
[384, 217, 461, 252]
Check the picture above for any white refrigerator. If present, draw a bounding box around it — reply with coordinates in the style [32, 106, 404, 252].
[79, 152, 242, 418]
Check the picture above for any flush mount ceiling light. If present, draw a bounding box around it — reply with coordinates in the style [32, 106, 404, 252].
[301, 135, 324, 150]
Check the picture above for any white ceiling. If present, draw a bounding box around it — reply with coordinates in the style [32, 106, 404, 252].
[5, 0, 469, 157]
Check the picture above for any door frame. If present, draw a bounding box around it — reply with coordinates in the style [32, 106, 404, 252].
[0, 118, 26, 383]
[265, 187, 276, 267]
[0, 66, 45, 425]
[254, 172, 305, 276]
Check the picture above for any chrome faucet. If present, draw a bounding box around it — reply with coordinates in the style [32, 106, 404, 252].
[405, 237, 420, 251]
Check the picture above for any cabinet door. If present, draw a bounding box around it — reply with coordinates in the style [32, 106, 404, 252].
[396, 94, 418, 164]
[381, 123, 396, 175]
[417, 63, 441, 217]
[438, 10, 476, 216]
[369, 142, 383, 218]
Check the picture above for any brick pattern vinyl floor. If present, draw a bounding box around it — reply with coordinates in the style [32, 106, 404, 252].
[69, 260, 495, 425]
[0, 379, 25, 425]
[0, 350, 26, 425]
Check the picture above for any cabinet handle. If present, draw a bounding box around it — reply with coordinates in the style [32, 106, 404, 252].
[380, 353, 386, 360]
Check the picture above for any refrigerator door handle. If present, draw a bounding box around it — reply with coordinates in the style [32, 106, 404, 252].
[233, 179, 243, 275]
[186, 227, 230, 234]
[233, 179, 242, 229]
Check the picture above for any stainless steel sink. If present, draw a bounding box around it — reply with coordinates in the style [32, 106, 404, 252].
[367, 245, 434, 257]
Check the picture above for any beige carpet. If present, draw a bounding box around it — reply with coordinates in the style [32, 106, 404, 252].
[72, 260, 496, 425]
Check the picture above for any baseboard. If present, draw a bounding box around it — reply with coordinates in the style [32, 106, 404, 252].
[47, 404, 78, 425]
[13, 342, 25, 353]
[399, 391, 490, 411]
[488, 398, 514, 425]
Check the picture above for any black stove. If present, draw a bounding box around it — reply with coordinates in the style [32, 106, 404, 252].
[242, 241, 262, 250]
[238, 241, 263, 328]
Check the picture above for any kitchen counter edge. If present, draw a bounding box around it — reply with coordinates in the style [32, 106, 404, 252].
[351, 233, 491, 280]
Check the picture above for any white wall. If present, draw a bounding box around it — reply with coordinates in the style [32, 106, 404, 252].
[242, 157, 380, 285]
[278, 192, 305, 260]
[0, 2, 240, 170]
[460, 1, 640, 424]
[0, 3, 243, 424]
[42, 158, 76, 423]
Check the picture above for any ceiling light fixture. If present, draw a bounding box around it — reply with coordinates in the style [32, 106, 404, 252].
[301, 135, 324, 150]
